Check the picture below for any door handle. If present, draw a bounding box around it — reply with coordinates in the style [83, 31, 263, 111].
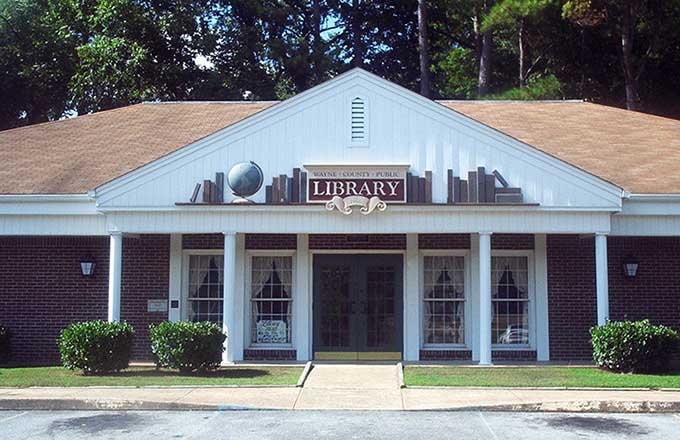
[350, 301, 356, 314]
[361, 301, 369, 314]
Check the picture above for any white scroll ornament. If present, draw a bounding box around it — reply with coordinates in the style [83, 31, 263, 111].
[325, 195, 387, 215]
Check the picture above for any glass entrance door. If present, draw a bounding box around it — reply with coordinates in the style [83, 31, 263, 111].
[313, 254, 403, 360]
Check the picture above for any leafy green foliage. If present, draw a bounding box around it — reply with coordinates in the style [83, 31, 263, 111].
[0, 325, 11, 364]
[59, 320, 134, 375]
[483, 0, 555, 31]
[71, 36, 154, 113]
[433, 47, 478, 99]
[149, 321, 226, 374]
[484, 74, 562, 100]
[591, 320, 680, 374]
[2, 0, 680, 127]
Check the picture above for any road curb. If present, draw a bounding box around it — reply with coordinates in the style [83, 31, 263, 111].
[2, 398, 680, 413]
[396, 362, 405, 389]
[297, 361, 313, 387]
[416, 401, 680, 413]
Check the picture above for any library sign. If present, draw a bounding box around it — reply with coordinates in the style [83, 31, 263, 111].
[304, 165, 408, 215]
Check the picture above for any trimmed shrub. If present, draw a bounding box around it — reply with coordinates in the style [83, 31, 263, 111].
[0, 325, 10, 365]
[591, 320, 680, 373]
[59, 320, 134, 374]
[149, 321, 226, 373]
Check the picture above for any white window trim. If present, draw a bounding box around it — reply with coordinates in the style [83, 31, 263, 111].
[181, 249, 224, 323]
[490, 249, 535, 351]
[420, 250, 471, 350]
[245, 250, 296, 349]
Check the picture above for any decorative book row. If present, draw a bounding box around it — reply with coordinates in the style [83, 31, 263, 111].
[187, 167, 521, 205]
[447, 167, 522, 204]
[406, 171, 433, 204]
[190, 172, 225, 203]
[265, 168, 307, 204]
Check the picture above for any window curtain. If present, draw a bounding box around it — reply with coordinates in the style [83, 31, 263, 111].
[513, 258, 529, 298]
[490, 257, 506, 297]
[271, 257, 292, 298]
[190, 256, 212, 298]
[251, 257, 273, 298]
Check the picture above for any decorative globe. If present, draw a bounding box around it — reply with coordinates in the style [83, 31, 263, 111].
[227, 161, 264, 198]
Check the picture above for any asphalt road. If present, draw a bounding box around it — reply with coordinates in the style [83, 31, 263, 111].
[1, 410, 679, 439]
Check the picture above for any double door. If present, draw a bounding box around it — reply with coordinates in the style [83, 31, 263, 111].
[313, 254, 403, 360]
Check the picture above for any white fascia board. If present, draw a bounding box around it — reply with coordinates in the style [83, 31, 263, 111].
[97, 204, 620, 214]
[0, 194, 92, 202]
[94, 68, 623, 209]
[619, 194, 680, 216]
[0, 194, 99, 215]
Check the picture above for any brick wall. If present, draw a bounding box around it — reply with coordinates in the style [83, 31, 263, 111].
[491, 234, 534, 250]
[547, 234, 597, 360]
[245, 234, 297, 249]
[608, 237, 680, 332]
[0, 236, 109, 365]
[419, 234, 470, 249]
[182, 234, 222, 249]
[309, 234, 406, 249]
[244, 349, 297, 361]
[120, 235, 170, 360]
[0, 235, 170, 366]
[182, 234, 297, 250]
[420, 350, 472, 361]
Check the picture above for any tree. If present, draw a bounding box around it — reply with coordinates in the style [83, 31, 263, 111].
[418, 0, 431, 97]
[477, 0, 495, 95]
[562, 0, 679, 111]
[0, 0, 74, 129]
[483, 0, 553, 88]
[70, 36, 154, 113]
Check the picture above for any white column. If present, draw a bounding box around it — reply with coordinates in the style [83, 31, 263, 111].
[478, 232, 492, 365]
[167, 234, 182, 322]
[295, 234, 311, 361]
[470, 234, 480, 361]
[595, 233, 609, 326]
[534, 234, 550, 361]
[404, 234, 420, 361]
[222, 232, 237, 363]
[107, 232, 123, 323]
[231, 234, 245, 361]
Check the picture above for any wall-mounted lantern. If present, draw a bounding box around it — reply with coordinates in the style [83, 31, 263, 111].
[623, 256, 639, 279]
[80, 258, 96, 277]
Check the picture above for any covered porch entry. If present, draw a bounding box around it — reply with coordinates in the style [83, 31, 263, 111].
[313, 253, 403, 361]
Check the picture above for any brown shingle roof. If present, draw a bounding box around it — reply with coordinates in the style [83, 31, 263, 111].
[1, 100, 679, 195]
[0, 102, 274, 194]
[442, 101, 680, 194]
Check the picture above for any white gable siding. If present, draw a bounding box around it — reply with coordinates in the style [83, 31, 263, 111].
[96, 70, 621, 210]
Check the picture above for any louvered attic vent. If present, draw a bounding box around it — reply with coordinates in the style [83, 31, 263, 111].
[349, 96, 368, 146]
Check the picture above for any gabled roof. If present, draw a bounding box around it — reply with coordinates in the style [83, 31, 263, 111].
[0, 102, 274, 194]
[442, 101, 680, 195]
[0, 72, 679, 195]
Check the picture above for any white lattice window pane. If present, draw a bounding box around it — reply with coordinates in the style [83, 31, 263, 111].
[422, 255, 466, 345]
[491, 256, 530, 345]
[187, 254, 224, 325]
[250, 256, 293, 345]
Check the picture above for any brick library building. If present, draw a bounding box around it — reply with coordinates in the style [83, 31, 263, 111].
[1, 69, 679, 365]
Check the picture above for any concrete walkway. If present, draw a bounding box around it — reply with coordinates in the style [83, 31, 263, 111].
[1, 363, 680, 412]
[296, 364, 402, 410]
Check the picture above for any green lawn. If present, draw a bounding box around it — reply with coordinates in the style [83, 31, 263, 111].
[404, 366, 680, 389]
[0, 366, 303, 387]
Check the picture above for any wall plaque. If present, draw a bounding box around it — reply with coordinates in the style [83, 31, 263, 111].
[147, 299, 168, 313]
[304, 165, 409, 203]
